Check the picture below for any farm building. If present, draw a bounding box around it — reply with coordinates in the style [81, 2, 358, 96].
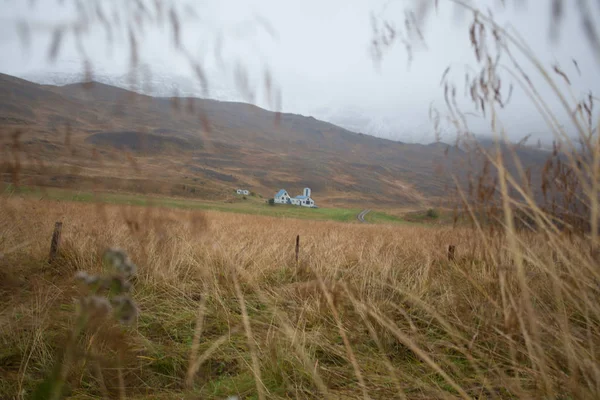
[274, 187, 316, 207]
[236, 189, 250, 195]
[274, 189, 291, 204]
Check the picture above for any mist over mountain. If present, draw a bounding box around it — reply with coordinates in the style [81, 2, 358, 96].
[22, 59, 245, 104]
[19, 59, 450, 144]
[22, 62, 563, 149]
[15, 50, 573, 154]
[1, 71, 557, 208]
[309, 106, 444, 144]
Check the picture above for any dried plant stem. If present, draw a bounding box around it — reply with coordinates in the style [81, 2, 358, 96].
[365, 304, 471, 400]
[188, 325, 242, 381]
[185, 290, 208, 388]
[340, 283, 408, 400]
[313, 271, 370, 400]
[234, 268, 331, 398]
[117, 351, 126, 400]
[232, 271, 266, 400]
[48, 309, 88, 400]
[491, 95, 553, 394]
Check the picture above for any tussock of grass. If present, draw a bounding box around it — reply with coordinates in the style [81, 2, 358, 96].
[1, 197, 599, 399]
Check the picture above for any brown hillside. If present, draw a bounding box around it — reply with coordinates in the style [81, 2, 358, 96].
[0, 73, 550, 207]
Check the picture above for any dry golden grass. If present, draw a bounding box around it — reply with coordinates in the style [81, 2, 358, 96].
[1, 196, 599, 399]
[2, 1, 599, 399]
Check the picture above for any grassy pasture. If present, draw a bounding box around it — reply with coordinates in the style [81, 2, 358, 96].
[1, 183, 407, 224]
[1, 197, 598, 399]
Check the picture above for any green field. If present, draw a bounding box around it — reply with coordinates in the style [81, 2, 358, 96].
[1, 184, 407, 224]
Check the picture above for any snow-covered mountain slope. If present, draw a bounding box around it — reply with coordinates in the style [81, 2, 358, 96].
[21, 58, 244, 104]
[310, 105, 441, 143]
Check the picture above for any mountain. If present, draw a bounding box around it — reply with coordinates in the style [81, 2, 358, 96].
[22, 61, 440, 143]
[0, 73, 552, 207]
[19, 62, 561, 147]
[23, 65, 243, 104]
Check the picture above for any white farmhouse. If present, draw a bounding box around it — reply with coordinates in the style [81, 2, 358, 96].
[274, 187, 316, 207]
[274, 189, 291, 204]
[236, 189, 250, 195]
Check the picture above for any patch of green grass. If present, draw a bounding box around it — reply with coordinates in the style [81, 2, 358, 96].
[1, 183, 402, 224]
[363, 210, 426, 226]
[401, 208, 460, 225]
[364, 211, 405, 224]
[199, 370, 257, 399]
[261, 204, 361, 222]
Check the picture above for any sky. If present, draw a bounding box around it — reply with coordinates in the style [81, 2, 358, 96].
[0, 0, 599, 144]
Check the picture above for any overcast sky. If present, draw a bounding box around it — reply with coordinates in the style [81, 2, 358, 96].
[1, 0, 599, 144]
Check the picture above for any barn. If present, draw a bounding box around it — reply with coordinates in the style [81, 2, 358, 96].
[274, 189, 291, 204]
[274, 188, 316, 207]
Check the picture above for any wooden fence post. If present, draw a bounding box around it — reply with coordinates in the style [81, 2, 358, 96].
[49, 221, 63, 263]
[448, 245, 456, 262]
[295, 235, 300, 264]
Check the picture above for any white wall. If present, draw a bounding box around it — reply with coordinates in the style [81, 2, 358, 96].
[274, 191, 289, 204]
[275, 191, 316, 207]
[300, 198, 314, 207]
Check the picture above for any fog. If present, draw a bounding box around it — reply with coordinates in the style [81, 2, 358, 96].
[1, 0, 599, 144]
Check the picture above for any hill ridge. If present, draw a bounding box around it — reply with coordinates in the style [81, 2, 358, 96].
[0, 72, 550, 207]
